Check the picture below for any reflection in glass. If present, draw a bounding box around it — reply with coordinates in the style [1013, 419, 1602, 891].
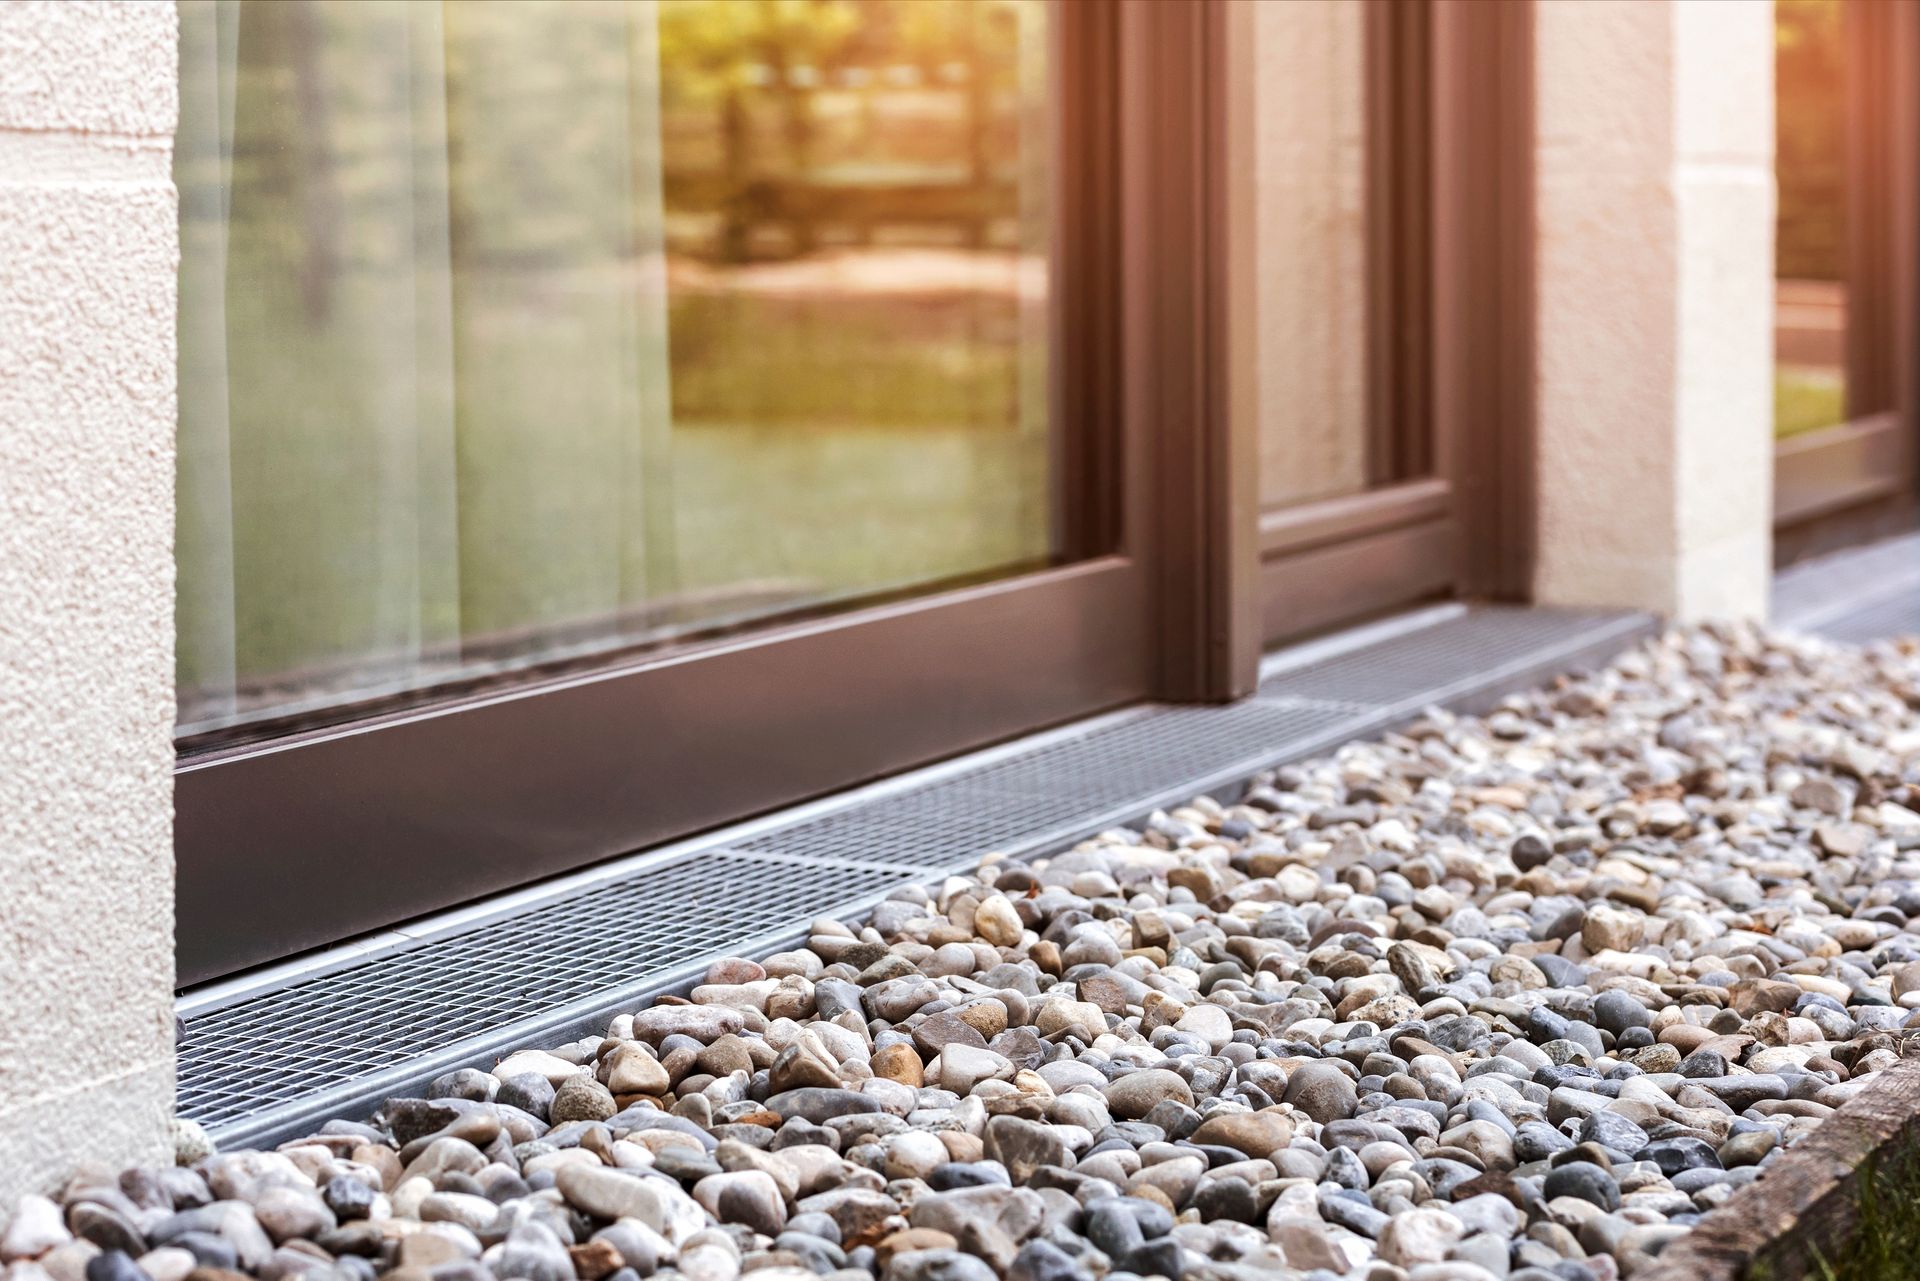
[176, 0, 1055, 736]
[1250, 0, 1369, 510]
[1775, 0, 1848, 438]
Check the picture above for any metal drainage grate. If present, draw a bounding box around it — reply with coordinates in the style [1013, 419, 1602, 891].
[1256, 607, 1643, 707]
[1774, 532, 1920, 644]
[737, 778, 1130, 869]
[1773, 531, 1920, 625]
[954, 699, 1371, 809]
[176, 605, 1656, 1148]
[742, 698, 1368, 869]
[1818, 591, 1920, 646]
[176, 849, 923, 1142]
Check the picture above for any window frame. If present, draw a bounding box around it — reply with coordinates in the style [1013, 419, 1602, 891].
[174, 0, 1242, 984]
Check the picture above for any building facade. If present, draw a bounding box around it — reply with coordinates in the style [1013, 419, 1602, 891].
[0, 0, 1910, 1192]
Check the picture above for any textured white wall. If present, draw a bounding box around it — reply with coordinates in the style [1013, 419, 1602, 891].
[0, 1, 178, 1193]
[1534, 0, 1775, 618]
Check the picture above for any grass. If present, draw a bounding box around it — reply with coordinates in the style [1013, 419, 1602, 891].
[1776, 366, 1847, 439]
[1802, 1155, 1920, 1281]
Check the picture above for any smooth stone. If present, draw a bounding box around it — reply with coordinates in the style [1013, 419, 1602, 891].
[1283, 1062, 1359, 1124]
[1188, 1111, 1293, 1159]
[983, 1116, 1073, 1182]
[692, 1172, 786, 1237]
[3, 1197, 72, 1261]
[550, 1078, 618, 1125]
[1542, 1161, 1619, 1211]
[1102, 1070, 1194, 1120]
[1378, 1208, 1465, 1267]
[554, 1168, 705, 1244]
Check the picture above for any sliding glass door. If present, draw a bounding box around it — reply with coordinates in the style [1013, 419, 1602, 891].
[174, 0, 1220, 983]
[173, 0, 1529, 984]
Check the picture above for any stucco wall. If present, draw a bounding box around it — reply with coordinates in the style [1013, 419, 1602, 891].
[1533, 0, 1775, 619]
[0, 0, 178, 1193]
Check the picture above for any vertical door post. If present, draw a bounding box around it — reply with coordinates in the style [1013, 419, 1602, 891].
[1130, 0, 1260, 701]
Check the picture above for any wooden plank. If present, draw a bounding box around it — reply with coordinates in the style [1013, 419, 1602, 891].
[1635, 1057, 1920, 1281]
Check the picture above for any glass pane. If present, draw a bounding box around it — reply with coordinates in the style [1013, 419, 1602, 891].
[1775, 0, 1849, 439]
[176, 0, 1058, 737]
[1250, 0, 1370, 510]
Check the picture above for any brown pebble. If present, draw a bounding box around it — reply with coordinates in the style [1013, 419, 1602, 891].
[730, 1107, 784, 1128]
[704, 957, 766, 985]
[351, 1144, 402, 1192]
[695, 1035, 755, 1078]
[954, 1001, 1008, 1039]
[871, 1042, 925, 1087]
[874, 1229, 959, 1267]
[1130, 1184, 1175, 1213]
[550, 1076, 617, 1124]
[1659, 1024, 1715, 1053]
[568, 1240, 623, 1281]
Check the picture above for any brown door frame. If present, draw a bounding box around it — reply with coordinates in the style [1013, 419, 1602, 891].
[1773, 0, 1920, 562]
[1253, 0, 1536, 647]
[1437, 0, 1536, 602]
[175, 0, 1241, 984]
[1142, 0, 1260, 701]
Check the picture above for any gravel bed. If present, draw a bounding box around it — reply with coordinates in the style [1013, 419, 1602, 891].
[7, 625, 1920, 1281]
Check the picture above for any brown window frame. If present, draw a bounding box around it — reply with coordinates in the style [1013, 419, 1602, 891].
[1254, 0, 1535, 647]
[174, 0, 1244, 984]
[1773, 0, 1920, 561]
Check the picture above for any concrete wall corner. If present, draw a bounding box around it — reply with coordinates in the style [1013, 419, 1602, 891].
[0, 0, 180, 1195]
[1532, 0, 1776, 622]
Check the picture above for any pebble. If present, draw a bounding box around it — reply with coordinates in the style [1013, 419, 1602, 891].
[1283, 1060, 1360, 1123]
[550, 1075, 617, 1124]
[9, 624, 1919, 1281]
[1, 1197, 69, 1261]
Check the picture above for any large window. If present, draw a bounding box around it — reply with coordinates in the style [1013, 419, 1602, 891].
[1250, 0, 1373, 512]
[172, 0, 1233, 984]
[178, 0, 1059, 741]
[1771, 0, 1919, 554]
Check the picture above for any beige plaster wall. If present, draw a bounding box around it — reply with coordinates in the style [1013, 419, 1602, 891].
[1534, 0, 1775, 619]
[0, 0, 178, 1193]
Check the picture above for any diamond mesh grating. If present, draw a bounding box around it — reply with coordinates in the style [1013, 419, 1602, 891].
[1818, 591, 1920, 646]
[1256, 607, 1634, 707]
[960, 699, 1367, 807]
[176, 849, 917, 1131]
[1773, 532, 1920, 626]
[742, 700, 1365, 869]
[177, 606, 1657, 1144]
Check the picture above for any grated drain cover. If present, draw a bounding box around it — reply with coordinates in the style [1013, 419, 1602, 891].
[1819, 592, 1920, 646]
[176, 605, 1655, 1146]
